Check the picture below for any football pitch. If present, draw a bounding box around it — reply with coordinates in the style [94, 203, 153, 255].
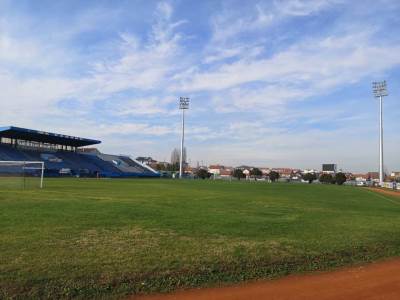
[1, 178, 400, 299]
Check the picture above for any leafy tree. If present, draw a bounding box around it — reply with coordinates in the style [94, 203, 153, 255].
[250, 168, 263, 178]
[302, 173, 317, 184]
[155, 163, 166, 171]
[319, 173, 334, 184]
[335, 172, 347, 185]
[269, 171, 280, 182]
[196, 168, 211, 179]
[167, 162, 179, 172]
[233, 169, 245, 180]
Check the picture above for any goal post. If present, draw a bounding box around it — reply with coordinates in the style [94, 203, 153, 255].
[0, 161, 45, 189]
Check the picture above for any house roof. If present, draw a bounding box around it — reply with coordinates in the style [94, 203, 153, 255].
[209, 165, 224, 169]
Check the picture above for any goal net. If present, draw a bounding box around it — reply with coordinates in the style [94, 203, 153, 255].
[0, 161, 44, 189]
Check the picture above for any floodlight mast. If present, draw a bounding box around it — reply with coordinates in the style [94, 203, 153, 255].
[372, 81, 388, 185]
[179, 97, 189, 179]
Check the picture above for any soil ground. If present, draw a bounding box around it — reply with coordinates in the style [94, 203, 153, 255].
[367, 187, 400, 198]
[133, 258, 400, 300]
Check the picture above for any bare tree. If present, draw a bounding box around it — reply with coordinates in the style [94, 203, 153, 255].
[170, 147, 187, 165]
[171, 148, 180, 165]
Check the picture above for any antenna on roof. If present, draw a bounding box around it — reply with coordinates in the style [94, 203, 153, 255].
[179, 97, 189, 179]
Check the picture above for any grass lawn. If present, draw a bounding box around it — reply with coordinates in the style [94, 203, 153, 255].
[1, 178, 400, 299]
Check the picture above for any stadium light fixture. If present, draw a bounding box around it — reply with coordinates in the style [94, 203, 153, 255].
[372, 81, 388, 185]
[179, 97, 189, 179]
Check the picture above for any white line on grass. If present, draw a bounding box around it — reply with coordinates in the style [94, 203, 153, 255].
[364, 189, 400, 206]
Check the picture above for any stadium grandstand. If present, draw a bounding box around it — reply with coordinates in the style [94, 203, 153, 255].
[0, 126, 159, 178]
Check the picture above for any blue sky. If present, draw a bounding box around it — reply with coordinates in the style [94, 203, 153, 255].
[0, 0, 399, 172]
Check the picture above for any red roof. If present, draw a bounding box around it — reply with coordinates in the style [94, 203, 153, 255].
[220, 170, 232, 176]
[367, 172, 379, 179]
[353, 173, 367, 178]
[273, 168, 294, 175]
[209, 165, 224, 169]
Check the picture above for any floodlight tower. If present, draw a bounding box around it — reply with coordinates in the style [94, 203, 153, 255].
[179, 97, 189, 179]
[372, 81, 388, 185]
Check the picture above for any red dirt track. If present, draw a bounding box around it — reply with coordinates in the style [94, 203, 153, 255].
[133, 259, 400, 300]
[367, 187, 400, 198]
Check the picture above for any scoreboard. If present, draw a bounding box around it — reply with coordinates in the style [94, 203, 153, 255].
[322, 164, 337, 172]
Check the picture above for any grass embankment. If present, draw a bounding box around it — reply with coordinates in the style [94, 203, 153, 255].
[1, 179, 400, 299]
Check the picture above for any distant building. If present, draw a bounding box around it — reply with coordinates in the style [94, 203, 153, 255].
[236, 165, 253, 170]
[208, 165, 233, 178]
[149, 161, 169, 170]
[345, 172, 354, 180]
[208, 165, 224, 176]
[302, 169, 318, 175]
[136, 156, 157, 165]
[220, 169, 233, 178]
[185, 166, 196, 174]
[367, 172, 380, 182]
[272, 168, 294, 178]
[353, 174, 368, 182]
[391, 172, 400, 178]
[242, 169, 251, 177]
[233, 166, 252, 178]
[260, 168, 271, 175]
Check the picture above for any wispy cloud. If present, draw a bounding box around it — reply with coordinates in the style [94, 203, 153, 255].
[0, 1, 186, 120]
[209, 0, 337, 43]
[181, 32, 400, 95]
[277, 0, 339, 16]
[96, 123, 173, 137]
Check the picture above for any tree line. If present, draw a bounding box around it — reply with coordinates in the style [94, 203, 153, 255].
[196, 168, 348, 185]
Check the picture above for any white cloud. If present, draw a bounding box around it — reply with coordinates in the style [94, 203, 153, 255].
[179, 32, 400, 106]
[276, 0, 339, 16]
[0, 1, 187, 124]
[211, 84, 307, 114]
[0, 72, 74, 119]
[211, 4, 274, 43]
[155, 1, 173, 21]
[203, 43, 264, 64]
[210, 0, 338, 43]
[95, 123, 173, 137]
[115, 96, 177, 116]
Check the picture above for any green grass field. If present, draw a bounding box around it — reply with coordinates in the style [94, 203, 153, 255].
[1, 178, 400, 299]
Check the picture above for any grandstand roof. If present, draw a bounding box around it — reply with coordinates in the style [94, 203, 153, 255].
[0, 126, 101, 147]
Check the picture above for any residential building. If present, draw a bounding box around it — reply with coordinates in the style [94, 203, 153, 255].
[136, 156, 157, 165]
[391, 172, 400, 178]
[367, 172, 380, 182]
[302, 169, 318, 174]
[220, 169, 233, 178]
[273, 168, 294, 178]
[208, 165, 224, 176]
[353, 174, 368, 182]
